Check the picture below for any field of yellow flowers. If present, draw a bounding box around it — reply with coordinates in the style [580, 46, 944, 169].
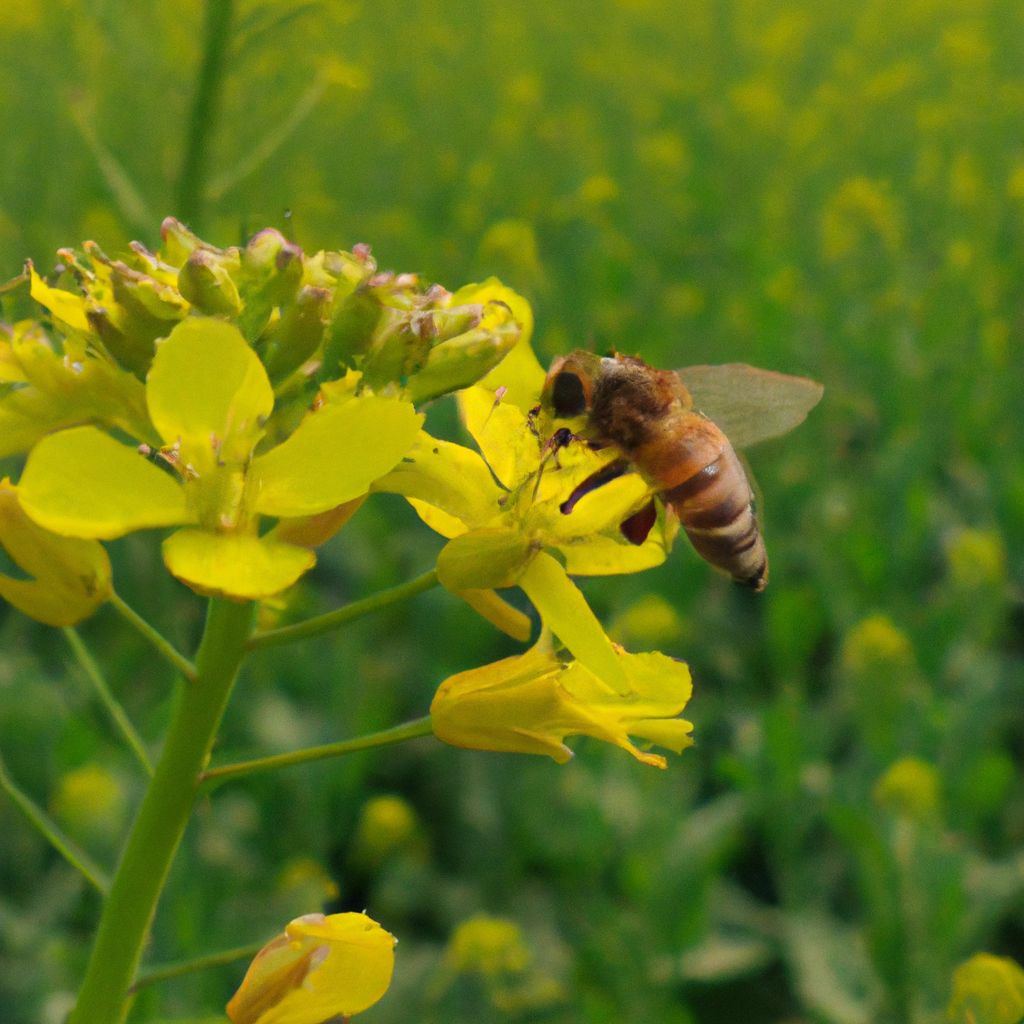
[0, 1, 1022, 1021]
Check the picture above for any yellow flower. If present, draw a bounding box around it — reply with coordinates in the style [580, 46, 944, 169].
[378, 285, 671, 583]
[16, 318, 421, 600]
[430, 631, 693, 768]
[227, 912, 396, 1024]
[0, 478, 111, 625]
[376, 292, 674, 685]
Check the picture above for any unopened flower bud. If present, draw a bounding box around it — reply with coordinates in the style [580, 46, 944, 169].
[405, 300, 520, 404]
[237, 230, 304, 339]
[262, 285, 330, 381]
[322, 286, 384, 375]
[177, 249, 243, 317]
[160, 216, 208, 266]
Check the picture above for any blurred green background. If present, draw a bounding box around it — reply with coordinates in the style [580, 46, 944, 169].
[1, 1, 1023, 1021]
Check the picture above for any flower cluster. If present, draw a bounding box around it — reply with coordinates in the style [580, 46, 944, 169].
[0, 222, 693, 772]
[1, 220, 521, 600]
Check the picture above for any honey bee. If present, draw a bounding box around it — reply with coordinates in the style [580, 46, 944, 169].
[540, 351, 823, 591]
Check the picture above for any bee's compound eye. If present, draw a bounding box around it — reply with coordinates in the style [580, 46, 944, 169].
[551, 371, 587, 417]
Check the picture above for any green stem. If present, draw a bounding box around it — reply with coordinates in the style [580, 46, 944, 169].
[69, 598, 254, 1024]
[109, 591, 197, 682]
[176, 0, 235, 228]
[202, 716, 434, 788]
[64, 627, 154, 777]
[131, 940, 263, 993]
[248, 568, 439, 651]
[0, 750, 110, 894]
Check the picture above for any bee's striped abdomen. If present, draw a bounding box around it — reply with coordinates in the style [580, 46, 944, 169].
[658, 432, 768, 591]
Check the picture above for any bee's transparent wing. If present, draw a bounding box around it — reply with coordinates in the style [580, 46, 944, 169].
[676, 363, 824, 449]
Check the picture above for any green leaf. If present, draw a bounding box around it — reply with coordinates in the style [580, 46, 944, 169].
[782, 912, 882, 1024]
[18, 426, 191, 539]
[252, 394, 421, 518]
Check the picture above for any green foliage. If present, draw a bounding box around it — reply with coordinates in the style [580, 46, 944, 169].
[1, 0, 1023, 1022]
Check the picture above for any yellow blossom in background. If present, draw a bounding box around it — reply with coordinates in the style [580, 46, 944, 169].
[51, 763, 126, 839]
[439, 915, 565, 1013]
[820, 177, 903, 262]
[350, 794, 422, 868]
[873, 757, 942, 823]
[447, 916, 530, 976]
[227, 912, 396, 1024]
[274, 858, 340, 909]
[945, 527, 1007, 590]
[840, 613, 915, 675]
[947, 953, 1024, 1024]
[608, 592, 686, 648]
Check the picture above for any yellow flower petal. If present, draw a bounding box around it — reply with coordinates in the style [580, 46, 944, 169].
[431, 645, 577, 762]
[459, 391, 540, 492]
[0, 479, 111, 625]
[407, 497, 468, 539]
[560, 534, 670, 575]
[268, 497, 366, 549]
[252, 394, 421, 518]
[458, 589, 533, 642]
[163, 529, 315, 599]
[560, 651, 694, 765]
[227, 912, 396, 1024]
[28, 262, 91, 332]
[0, 320, 152, 458]
[374, 432, 499, 530]
[147, 318, 273, 468]
[518, 551, 628, 695]
[18, 426, 192, 539]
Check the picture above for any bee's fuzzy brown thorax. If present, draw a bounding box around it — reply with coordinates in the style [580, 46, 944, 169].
[588, 355, 685, 452]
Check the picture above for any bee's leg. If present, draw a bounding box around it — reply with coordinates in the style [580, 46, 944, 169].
[619, 499, 657, 545]
[532, 427, 578, 501]
[559, 458, 631, 514]
[526, 403, 542, 439]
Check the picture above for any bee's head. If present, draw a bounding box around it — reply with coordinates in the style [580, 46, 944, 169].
[542, 350, 603, 418]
